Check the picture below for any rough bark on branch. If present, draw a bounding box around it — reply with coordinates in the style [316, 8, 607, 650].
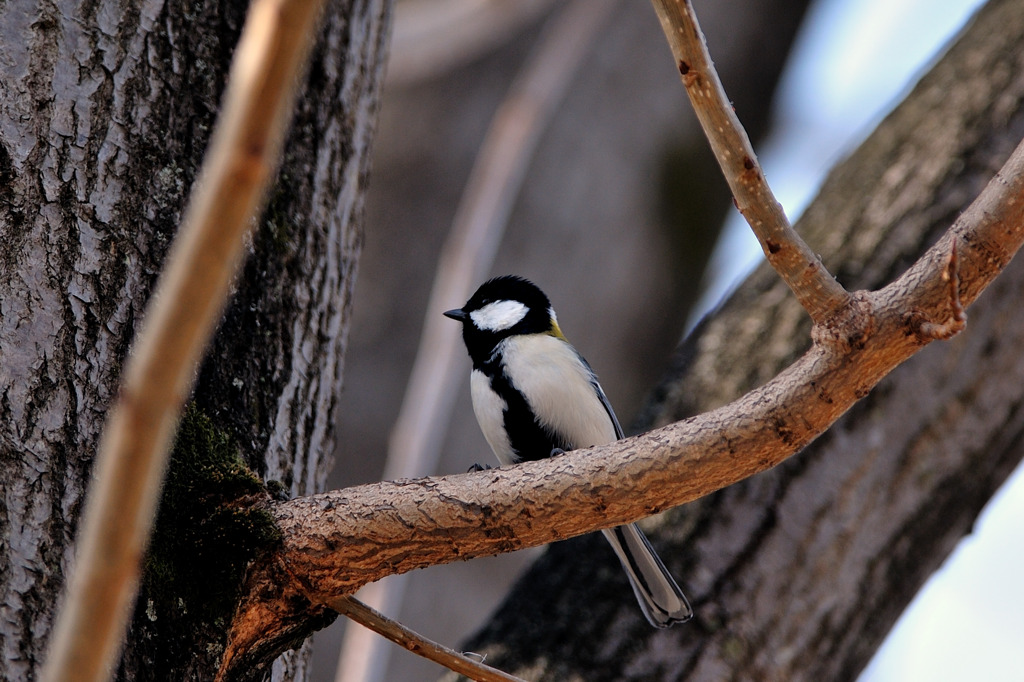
[241, 143, 1018, 594]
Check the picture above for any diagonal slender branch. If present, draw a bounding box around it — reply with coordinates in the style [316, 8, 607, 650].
[328, 596, 526, 682]
[40, 0, 326, 680]
[650, 0, 851, 324]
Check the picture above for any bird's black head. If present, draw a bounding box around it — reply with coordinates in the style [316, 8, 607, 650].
[444, 276, 563, 366]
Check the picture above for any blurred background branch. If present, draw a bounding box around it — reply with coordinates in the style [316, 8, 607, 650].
[387, 0, 556, 85]
[334, 3, 617, 681]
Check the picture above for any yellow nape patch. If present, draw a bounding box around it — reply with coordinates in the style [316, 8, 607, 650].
[548, 318, 568, 341]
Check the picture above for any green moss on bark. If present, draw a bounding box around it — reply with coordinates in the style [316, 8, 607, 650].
[124, 403, 283, 679]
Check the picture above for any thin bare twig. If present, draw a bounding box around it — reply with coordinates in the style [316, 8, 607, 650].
[329, 596, 527, 682]
[40, 0, 325, 680]
[650, 0, 851, 324]
[336, 2, 618, 681]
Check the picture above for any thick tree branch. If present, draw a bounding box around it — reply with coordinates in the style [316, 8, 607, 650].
[281, 138, 1019, 595]
[222, 134, 1024, 674]
[41, 0, 326, 680]
[650, 0, 850, 323]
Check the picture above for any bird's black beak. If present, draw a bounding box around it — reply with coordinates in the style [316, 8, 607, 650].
[443, 308, 467, 322]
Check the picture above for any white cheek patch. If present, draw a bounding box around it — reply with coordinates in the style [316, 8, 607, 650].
[470, 300, 528, 332]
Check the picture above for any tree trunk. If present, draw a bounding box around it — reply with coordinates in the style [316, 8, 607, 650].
[452, 0, 1024, 679]
[0, 0, 390, 680]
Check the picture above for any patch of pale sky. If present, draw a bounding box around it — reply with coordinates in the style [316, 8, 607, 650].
[863, 462, 1024, 681]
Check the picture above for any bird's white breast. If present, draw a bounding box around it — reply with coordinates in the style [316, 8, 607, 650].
[502, 334, 618, 449]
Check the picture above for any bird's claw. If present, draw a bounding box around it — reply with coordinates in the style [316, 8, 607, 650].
[467, 462, 493, 473]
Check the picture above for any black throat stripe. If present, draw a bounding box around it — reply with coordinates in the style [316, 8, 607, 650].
[480, 357, 569, 462]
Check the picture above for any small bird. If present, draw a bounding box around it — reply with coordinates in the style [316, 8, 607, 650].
[445, 275, 692, 628]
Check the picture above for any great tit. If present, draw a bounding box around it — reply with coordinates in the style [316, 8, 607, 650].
[444, 275, 692, 628]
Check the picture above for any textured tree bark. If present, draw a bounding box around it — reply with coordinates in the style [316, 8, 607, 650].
[448, 0, 1024, 679]
[0, 0, 390, 680]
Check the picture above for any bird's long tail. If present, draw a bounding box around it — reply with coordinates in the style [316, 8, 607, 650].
[601, 523, 693, 628]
